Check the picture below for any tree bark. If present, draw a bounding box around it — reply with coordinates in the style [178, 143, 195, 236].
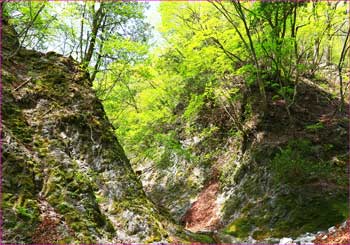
[83, 3, 105, 68]
[338, 25, 350, 112]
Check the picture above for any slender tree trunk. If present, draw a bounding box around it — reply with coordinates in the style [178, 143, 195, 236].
[79, 2, 87, 62]
[90, 15, 107, 82]
[338, 26, 350, 112]
[83, 3, 105, 68]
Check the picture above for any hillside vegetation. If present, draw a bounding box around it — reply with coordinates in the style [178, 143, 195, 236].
[2, 1, 349, 244]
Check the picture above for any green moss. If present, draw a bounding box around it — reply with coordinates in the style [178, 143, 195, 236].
[104, 219, 116, 233]
[252, 228, 271, 240]
[175, 230, 216, 244]
[2, 70, 17, 84]
[62, 206, 99, 242]
[268, 192, 348, 237]
[222, 198, 241, 221]
[224, 217, 252, 238]
[2, 96, 34, 144]
[222, 175, 348, 240]
[144, 234, 163, 243]
[241, 202, 255, 214]
[187, 232, 216, 244]
[56, 202, 73, 214]
[2, 196, 40, 243]
[43, 69, 66, 84]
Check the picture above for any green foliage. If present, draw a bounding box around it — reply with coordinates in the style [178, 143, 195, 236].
[277, 86, 295, 99]
[95, 1, 348, 175]
[183, 94, 205, 121]
[154, 131, 192, 169]
[4, 1, 55, 50]
[271, 141, 311, 185]
[270, 140, 333, 185]
[4, 1, 150, 82]
[16, 206, 35, 220]
[305, 122, 324, 132]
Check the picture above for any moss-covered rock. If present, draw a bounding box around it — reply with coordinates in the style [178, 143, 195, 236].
[1, 19, 187, 243]
[218, 119, 349, 241]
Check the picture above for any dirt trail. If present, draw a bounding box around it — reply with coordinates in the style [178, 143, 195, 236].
[182, 180, 220, 232]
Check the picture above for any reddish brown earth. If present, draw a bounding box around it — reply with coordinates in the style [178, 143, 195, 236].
[314, 219, 350, 244]
[32, 198, 74, 243]
[182, 180, 220, 232]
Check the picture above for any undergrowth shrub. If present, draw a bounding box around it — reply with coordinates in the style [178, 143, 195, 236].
[271, 139, 333, 185]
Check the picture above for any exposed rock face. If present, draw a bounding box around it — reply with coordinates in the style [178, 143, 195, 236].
[136, 153, 209, 221]
[1, 20, 176, 243]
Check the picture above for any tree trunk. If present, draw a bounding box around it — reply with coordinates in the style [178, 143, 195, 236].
[83, 3, 105, 69]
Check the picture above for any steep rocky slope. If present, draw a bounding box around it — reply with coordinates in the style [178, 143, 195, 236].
[215, 81, 349, 242]
[135, 73, 349, 241]
[1, 20, 192, 244]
